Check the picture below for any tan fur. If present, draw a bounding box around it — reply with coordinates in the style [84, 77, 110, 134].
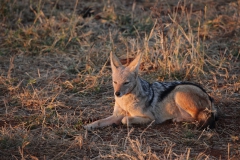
[84, 52, 217, 130]
[157, 85, 213, 123]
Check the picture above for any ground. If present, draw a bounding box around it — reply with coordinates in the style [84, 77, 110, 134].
[0, 0, 240, 159]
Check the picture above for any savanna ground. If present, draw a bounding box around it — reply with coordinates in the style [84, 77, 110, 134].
[0, 0, 240, 159]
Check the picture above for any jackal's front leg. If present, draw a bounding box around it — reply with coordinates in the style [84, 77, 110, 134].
[121, 116, 153, 126]
[84, 115, 124, 130]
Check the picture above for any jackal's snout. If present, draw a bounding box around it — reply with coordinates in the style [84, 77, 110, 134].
[113, 82, 124, 97]
[115, 91, 121, 97]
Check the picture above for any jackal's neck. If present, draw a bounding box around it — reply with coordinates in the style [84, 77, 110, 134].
[130, 77, 152, 99]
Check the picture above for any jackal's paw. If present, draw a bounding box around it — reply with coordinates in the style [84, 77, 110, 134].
[84, 124, 94, 130]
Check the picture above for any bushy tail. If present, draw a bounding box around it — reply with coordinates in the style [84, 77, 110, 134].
[197, 106, 218, 129]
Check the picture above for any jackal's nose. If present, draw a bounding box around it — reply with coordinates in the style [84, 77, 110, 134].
[115, 91, 121, 97]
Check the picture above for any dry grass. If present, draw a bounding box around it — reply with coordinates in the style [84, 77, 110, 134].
[0, 0, 240, 159]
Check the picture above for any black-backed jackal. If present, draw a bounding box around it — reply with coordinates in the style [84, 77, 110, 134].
[84, 52, 218, 130]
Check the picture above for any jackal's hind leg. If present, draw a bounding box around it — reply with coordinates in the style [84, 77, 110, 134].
[174, 91, 216, 129]
[173, 106, 195, 122]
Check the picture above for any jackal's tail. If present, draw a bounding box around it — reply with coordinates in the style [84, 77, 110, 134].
[197, 102, 218, 129]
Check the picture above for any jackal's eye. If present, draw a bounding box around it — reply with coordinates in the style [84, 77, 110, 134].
[113, 81, 117, 84]
[123, 81, 130, 85]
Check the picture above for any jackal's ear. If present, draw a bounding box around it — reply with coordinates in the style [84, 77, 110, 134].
[127, 53, 142, 72]
[110, 52, 122, 69]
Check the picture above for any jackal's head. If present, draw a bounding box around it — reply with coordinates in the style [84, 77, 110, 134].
[110, 52, 142, 97]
